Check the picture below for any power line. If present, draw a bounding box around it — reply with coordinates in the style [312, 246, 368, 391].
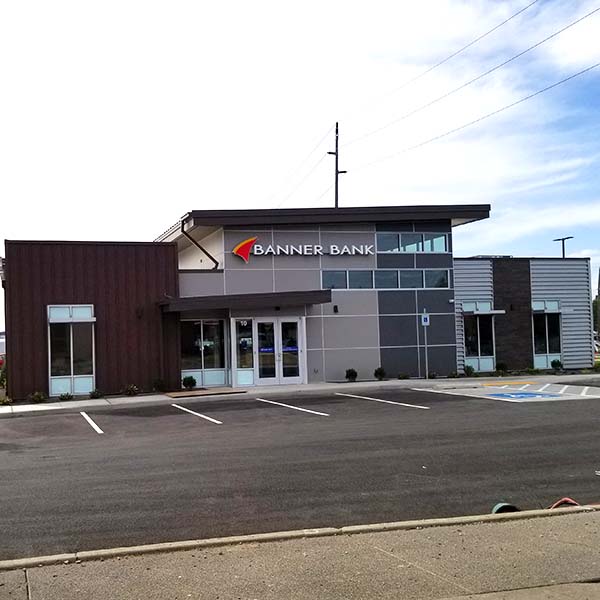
[383, 0, 541, 97]
[345, 5, 600, 147]
[347, 0, 541, 119]
[271, 124, 334, 207]
[276, 152, 328, 207]
[354, 61, 600, 172]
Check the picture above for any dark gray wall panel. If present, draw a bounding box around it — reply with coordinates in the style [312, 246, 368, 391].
[416, 254, 453, 269]
[417, 290, 455, 314]
[413, 220, 452, 233]
[379, 315, 418, 347]
[417, 314, 456, 345]
[377, 254, 416, 268]
[376, 222, 415, 232]
[378, 291, 417, 315]
[421, 345, 457, 376]
[380, 347, 420, 377]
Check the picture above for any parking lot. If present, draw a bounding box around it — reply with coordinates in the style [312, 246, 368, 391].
[1, 384, 600, 561]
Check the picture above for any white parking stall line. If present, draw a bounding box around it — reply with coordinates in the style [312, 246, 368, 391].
[581, 387, 590, 396]
[80, 412, 104, 434]
[539, 384, 551, 392]
[336, 392, 430, 410]
[171, 403, 223, 424]
[517, 384, 530, 390]
[256, 398, 329, 416]
[559, 385, 569, 394]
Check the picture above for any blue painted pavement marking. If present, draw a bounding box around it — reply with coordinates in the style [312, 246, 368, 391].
[489, 392, 560, 399]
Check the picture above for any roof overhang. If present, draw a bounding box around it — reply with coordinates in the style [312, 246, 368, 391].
[186, 205, 490, 229]
[160, 289, 332, 313]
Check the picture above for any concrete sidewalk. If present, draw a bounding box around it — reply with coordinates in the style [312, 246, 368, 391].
[2, 373, 600, 418]
[2, 511, 599, 599]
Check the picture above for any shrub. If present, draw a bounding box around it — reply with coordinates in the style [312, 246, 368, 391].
[345, 368, 357, 382]
[398, 373, 410, 380]
[89, 389, 103, 399]
[28, 391, 46, 403]
[0, 363, 6, 388]
[0, 396, 12, 406]
[447, 371, 458, 378]
[525, 367, 541, 375]
[428, 372, 437, 379]
[374, 367, 386, 381]
[182, 376, 197, 390]
[59, 393, 73, 401]
[464, 365, 475, 377]
[495, 362, 508, 373]
[551, 359, 563, 371]
[123, 384, 139, 396]
[152, 378, 166, 392]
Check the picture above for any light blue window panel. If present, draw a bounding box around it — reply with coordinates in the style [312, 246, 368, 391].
[532, 301, 545, 311]
[548, 353, 562, 365]
[462, 302, 477, 312]
[534, 355, 549, 369]
[181, 369, 203, 388]
[72, 306, 94, 320]
[477, 301, 492, 312]
[50, 377, 72, 396]
[479, 357, 495, 372]
[204, 370, 226, 386]
[545, 301, 560, 312]
[49, 306, 71, 321]
[73, 377, 94, 395]
[465, 358, 479, 371]
[236, 369, 254, 386]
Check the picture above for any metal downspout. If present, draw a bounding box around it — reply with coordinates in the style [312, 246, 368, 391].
[180, 218, 220, 270]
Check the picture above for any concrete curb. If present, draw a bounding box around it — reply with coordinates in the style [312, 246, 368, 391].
[1, 506, 597, 572]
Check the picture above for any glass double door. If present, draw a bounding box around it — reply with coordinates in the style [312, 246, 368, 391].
[255, 317, 303, 385]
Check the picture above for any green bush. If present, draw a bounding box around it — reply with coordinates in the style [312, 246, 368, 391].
[59, 393, 73, 401]
[89, 389, 103, 399]
[447, 371, 458, 378]
[0, 363, 6, 388]
[374, 367, 386, 381]
[464, 365, 475, 377]
[28, 391, 46, 403]
[182, 376, 196, 390]
[397, 373, 410, 380]
[525, 367, 541, 375]
[123, 384, 139, 396]
[495, 362, 508, 373]
[345, 368, 357, 382]
[428, 372, 438, 379]
[551, 359, 563, 371]
[0, 396, 12, 406]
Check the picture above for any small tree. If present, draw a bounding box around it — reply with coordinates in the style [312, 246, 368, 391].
[182, 375, 197, 390]
[374, 367, 386, 381]
[551, 359, 563, 372]
[464, 365, 475, 377]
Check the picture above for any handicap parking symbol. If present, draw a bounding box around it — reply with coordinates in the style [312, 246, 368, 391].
[488, 392, 560, 399]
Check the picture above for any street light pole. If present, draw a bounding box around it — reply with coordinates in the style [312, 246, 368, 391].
[553, 236, 574, 258]
[327, 122, 347, 209]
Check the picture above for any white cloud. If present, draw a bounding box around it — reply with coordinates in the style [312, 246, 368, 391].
[568, 249, 600, 296]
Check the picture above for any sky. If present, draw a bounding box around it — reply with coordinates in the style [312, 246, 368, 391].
[1, 0, 600, 329]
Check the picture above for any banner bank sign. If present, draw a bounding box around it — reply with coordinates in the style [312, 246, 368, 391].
[232, 236, 374, 264]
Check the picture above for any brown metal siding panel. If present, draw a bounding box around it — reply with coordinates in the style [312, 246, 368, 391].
[5, 241, 178, 400]
[493, 258, 534, 370]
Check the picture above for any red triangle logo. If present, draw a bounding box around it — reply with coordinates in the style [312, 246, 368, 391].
[232, 237, 258, 263]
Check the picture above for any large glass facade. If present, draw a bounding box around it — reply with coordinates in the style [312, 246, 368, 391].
[180, 319, 227, 387]
[464, 314, 495, 372]
[533, 313, 561, 363]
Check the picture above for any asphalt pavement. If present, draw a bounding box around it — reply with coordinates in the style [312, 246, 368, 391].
[1, 385, 600, 560]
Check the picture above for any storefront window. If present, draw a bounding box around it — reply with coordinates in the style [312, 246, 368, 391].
[322, 271, 347, 289]
[534, 313, 561, 355]
[72, 322, 94, 375]
[464, 315, 494, 358]
[203, 321, 225, 369]
[400, 270, 423, 289]
[181, 322, 203, 369]
[376, 233, 400, 253]
[533, 314, 548, 354]
[374, 270, 398, 289]
[464, 316, 479, 357]
[236, 320, 253, 368]
[348, 270, 373, 289]
[50, 323, 71, 376]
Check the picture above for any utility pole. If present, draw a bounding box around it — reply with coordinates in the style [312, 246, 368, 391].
[553, 236, 573, 258]
[327, 122, 347, 208]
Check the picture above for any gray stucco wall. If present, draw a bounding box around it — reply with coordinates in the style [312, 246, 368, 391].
[178, 221, 457, 381]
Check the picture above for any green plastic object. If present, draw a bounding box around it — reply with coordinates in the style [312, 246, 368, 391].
[492, 502, 520, 514]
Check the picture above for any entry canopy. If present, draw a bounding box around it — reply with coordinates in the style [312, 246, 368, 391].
[160, 289, 332, 313]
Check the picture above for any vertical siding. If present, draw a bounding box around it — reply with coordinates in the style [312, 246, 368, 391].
[530, 259, 594, 368]
[453, 259, 493, 372]
[5, 241, 180, 400]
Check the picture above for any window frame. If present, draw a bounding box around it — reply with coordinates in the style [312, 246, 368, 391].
[322, 270, 348, 290]
[47, 305, 96, 396]
[532, 313, 562, 357]
[424, 269, 450, 289]
[347, 270, 374, 289]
